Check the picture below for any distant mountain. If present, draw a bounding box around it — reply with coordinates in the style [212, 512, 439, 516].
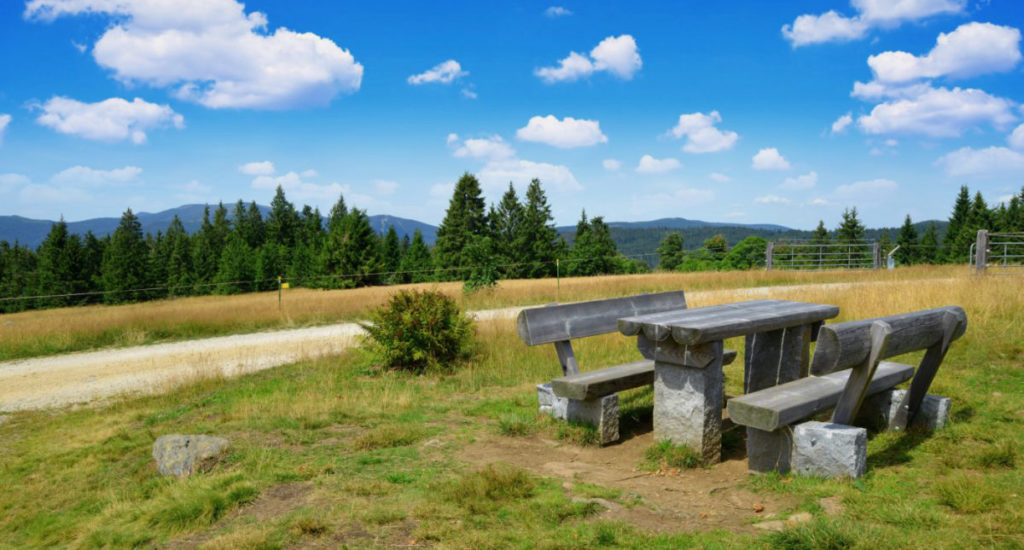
[0, 205, 439, 248]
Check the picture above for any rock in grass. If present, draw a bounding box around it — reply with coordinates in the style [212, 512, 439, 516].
[153, 434, 230, 477]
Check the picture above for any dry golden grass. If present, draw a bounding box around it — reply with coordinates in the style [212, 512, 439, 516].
[0, 265, 965, 361]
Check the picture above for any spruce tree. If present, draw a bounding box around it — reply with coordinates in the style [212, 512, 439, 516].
[36, 219, 85, 307]
[0, 241, 38, 312]
[80, 231, 105, 302]
[811, 220, 830, 244]
[380, 225, 402, 283]
[567, 212, 619, 276]
[398, 229, 433, 283]
[214, 232, 256, 294]
[878, 228, 893, 258]
[434, 173, 488, 280]
[894, 214, 919, 266]
[101, 209, 149, 303]
[192, 206, 219, 286]
[146, 231, 169, 300]
[164, 216, 193, 295]
[490, 183, 525, 278]
[919, 221, 940, 264]
[657, 232, 685, 271]
[521, 179, 564, 278]
[265, 185, 300, 249]
[944, 186, 971, 262]
[233, 200, 265, 249]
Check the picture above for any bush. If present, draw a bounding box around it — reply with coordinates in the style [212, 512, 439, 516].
[361, 290, 475, 373]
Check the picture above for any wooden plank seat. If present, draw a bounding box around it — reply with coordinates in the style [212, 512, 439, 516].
[516, 291, 735, 445]
[726, 305, 967, 477]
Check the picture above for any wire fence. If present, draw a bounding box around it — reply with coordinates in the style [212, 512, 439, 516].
[972, 231, 1024, 276]
[766, 241, 880, 271]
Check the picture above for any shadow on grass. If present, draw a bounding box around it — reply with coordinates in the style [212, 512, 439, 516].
[867, 431, 931, 468]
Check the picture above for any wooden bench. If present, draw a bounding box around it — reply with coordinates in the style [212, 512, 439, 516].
[516, 291, 736, 445]
[727, 306, 967, 477]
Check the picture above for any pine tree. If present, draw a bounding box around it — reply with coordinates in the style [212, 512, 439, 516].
[0, 241, 38, 312]
[657, 232, 685, 271]
[192, 206, 219, 286]
[836, 207, 866, 243]
[398, 229, 433, 283]
[80, 231, 105, 302]
[265, 185, 300, 249]
[521, 179, 564, 278]
[164, 216, 193, 295]
[214, 232, 256, 294]
[567, 212, 619, 276]
[919, 221, 940, 264]
[321, 198, 382, 288]
[146, 231, 169, 300]
[35, 219, 86, 307]
[380, 225, 402, 283]
[490, 183, 525, 278]
[811, 220, 830, 244]
[949, 191, 992, 263]
[944, 186, 971, 263]
[434, 173, 488, 280]
[878, 229, 893, 259]
[894, 214, 918, 266]
[101, 209, 149, 304]
[234, 200, 265, 249]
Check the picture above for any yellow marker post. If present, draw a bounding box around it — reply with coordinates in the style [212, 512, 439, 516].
[277, 275, 282, 311]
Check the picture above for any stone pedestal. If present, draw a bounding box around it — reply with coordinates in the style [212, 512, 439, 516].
[537, 383, 568, 420]
[649, 338, 725, 463]
[746, 427, 793, 473]
[791, 421, 866, 478]
[856, 389, 950, 432]
[566, 394, 619, 445]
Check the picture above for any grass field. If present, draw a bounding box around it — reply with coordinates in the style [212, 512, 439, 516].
[1, 265, 961, 361]
[0, 267, 1021, 548]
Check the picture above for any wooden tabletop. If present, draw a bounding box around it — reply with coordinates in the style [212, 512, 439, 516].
[618, 299, 839, 346]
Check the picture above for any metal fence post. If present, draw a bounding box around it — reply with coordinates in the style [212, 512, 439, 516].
[873, 243, 881, 269]
[766, 242, 774, 271]
[976, 230, 989, 274]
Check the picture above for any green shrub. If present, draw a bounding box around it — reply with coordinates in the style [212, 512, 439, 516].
[360, 290, 475, 373]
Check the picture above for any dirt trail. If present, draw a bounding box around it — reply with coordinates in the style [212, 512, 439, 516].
[0, 280, 896, 412]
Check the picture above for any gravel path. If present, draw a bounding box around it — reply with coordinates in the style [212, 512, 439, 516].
[0, 280, 908, 412]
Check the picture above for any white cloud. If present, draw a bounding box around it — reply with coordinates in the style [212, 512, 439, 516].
[374, 180, 398, 195]
[630, 187, 715, 216]
[831, 112, 853, 134]
[51, 165, 142, 185]
[478, 159, 582, 193]
[752, 148, 791, 171]
[936, 146, 1024, 177]
[867, 23, 1021, 84]
[20, 183, 91, 204]
[668, 111, 738, 153]
[407, 59, 467, 85]
[174, 179, 214, 202]
[635, 155, 681, 174]
[429, 182, 454, 199]
[545, 6, 572, 17]
[1008, 123, 1024, 150]
[709, 172, 731, 183]
[535, 34, 641, 83]
[782, 0, 965, 47]
[239, 161, 275, 176]
[451, 135, 515, 161]
[515, 115, 608, 148]
[446, 133, 459, 145]
[602, 159, 622, 172]
[25, 0, 363, 109]
[857, 86, 1017, 137]
[35, 96, 183, 144]
[0, 173, 31, 193]
[461, 88, 478, 100]
[300, 169, 318, 178]
[808, 197, 831, 206]
[251, 171, 349, 203]
[781, 171, 818, 190]
[0, 114, 9, 145]
[834, 178, 898, 197]
[755, 195, 792, 205]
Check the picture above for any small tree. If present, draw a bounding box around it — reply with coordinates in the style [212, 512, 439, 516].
[657, 232, 685, 271]
[361, 290, 475, 373]
[895, 214, 918, 266]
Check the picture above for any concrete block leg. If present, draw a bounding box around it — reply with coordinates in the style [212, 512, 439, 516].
[566, 394, 619, 445]
[791, 421, 867, 479]
[537, 383, 568, 420]
[746, 427, 793, 474]
[653, 359, 724, 463]
[856, 389, 951, 432]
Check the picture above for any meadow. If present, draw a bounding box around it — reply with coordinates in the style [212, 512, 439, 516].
[0, 267, 1021, 549]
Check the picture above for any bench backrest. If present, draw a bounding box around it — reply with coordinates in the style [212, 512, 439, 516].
[810, 306, 967, 375]
[516, 291, 688, 346]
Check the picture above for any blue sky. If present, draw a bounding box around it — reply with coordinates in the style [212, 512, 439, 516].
[1, 0, 1023, 229]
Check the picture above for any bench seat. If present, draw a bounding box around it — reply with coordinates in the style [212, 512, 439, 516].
[551, 349, 739, 401]
[728, 361, 914, 432]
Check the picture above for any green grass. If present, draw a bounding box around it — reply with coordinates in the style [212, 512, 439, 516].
[1, 274, 1023, 548]
[639, 440, 704, 471]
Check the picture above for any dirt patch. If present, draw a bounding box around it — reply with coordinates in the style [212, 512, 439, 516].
[457, 430, 800, 535]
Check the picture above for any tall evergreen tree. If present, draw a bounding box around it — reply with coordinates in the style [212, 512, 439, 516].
[35, 219, 85, 307]
[567, 212, 619, 276]
[164, 216, 193, 295]
[80, 231, 105, 302]
[146, 231, 169, 299]
[214, 232, 256, 294]
[944, 186, 971, 262]
[0, 241, 38, 312]
[434, 173, 488, 279]
[894, 214, 919, 266]
[265, 185, 300, 249]
[192, 206, 219, 285]
[919, 221, 940, 264]
[234, 200, 265, 249]
[398, 229, 433, 283]
[380, 225, 402, 282]
[489, 183, 525, 278]
[949, 191, 992, 263]
[101, 209, 149, 303]
[521, 179, 564, 278]
[811, 220, 830, 244]
[322, 208, 382, 288]
[657, 232, 685, 271]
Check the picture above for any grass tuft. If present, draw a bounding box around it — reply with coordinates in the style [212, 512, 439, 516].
[640, 440, 702, 471]
[764, 518, 858, 550]
[443, 464, 536, 514]
[352, 424, 424, 451]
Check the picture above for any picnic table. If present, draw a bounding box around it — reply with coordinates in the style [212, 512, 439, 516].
[618, 299, 839, 463]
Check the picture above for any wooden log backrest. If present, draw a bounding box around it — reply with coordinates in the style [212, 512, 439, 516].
[812, 306, 967, 428]
[516, 291, 688, 376]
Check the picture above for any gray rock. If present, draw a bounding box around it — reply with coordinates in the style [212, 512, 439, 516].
[856, 389, 951, 432]
[566, 394, 619, 445]
[791, 421, 866, 479]
[153, 434, 230, 477]
[537, 383, 568, 420]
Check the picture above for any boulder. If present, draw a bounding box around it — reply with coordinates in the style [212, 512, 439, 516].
[153, 434, 230, 477]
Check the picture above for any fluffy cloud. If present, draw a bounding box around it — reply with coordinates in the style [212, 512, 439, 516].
[238, 161, 275, 176]
[755, 195, 792, 205]
[407, 60, 467, 85]
[1008, 123, 1024, 150]
[451, 135, 515, 161]
[831, 113, 853, 134]
[251, 171, 348, 203]
[0, 114, 9, 145]
[0, 173, 31, 193]
[781, 171, 818, 190]
[374, 180, 398, 195]
[51, 165, 142, 185]
[630, 187, 715, 217]
[709, 172, 731, 183]
[25, 0, 363, 109]
[936, 146, 1024, 177]
[668, 111, 738, 153]
[782, 0, 965, 47]
[535, 34, 641, 83]
[752, 148, 791, 171]
[515, 115, 608, 148]
[602, 159, 622, 172]
[856, 86, 1017, 137]
[834, 178, 898, 197]
[545, 6, 572, 17]
[35, 96, 183, 144]
[867, 23, 1021, 83]
[635, 155, 681, 174]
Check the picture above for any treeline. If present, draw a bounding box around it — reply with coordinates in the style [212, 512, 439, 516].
[654, 185, 1024, 271]
[0, 173, 644, 312]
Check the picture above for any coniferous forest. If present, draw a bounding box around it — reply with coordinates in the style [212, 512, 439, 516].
[1, 176, 1022, 313]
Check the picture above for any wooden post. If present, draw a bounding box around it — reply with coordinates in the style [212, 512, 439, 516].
[975, 230, 989, 273]
[832, 321, 892, 425]
[873, 242, 881, 270]
[765, 242, 774, 271]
